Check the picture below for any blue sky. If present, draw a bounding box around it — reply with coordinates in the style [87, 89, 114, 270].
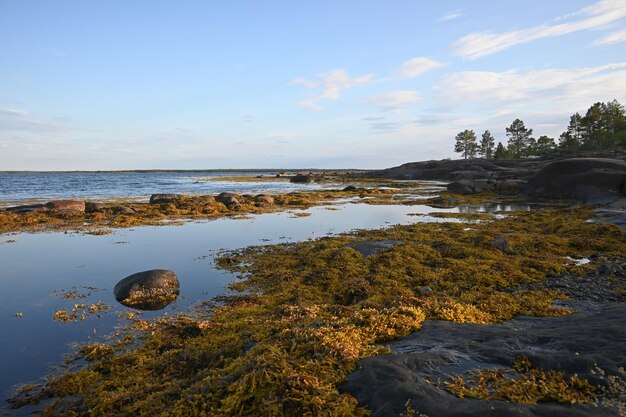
[1, 0, 625, 170]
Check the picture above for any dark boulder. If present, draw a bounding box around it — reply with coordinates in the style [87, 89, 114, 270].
[290, 174, 312, 183]
[85, 202, 110, 213]
[113, 269, 179, 310]
[527, 158, 626, 202]
[495, 179, 526, 195]
[45, 200, 85, 213]
[149, 194, 181, 204]
[343, 185, 359, 192]
[447, 181, 475, 195]
[447, 180, 495, 195]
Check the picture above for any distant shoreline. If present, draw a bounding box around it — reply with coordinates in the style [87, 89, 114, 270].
[0, 168, 370, 174]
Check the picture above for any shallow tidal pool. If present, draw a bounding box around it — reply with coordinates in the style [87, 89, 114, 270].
[0, 200, 527, 410]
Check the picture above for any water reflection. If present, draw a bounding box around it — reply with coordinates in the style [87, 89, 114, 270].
[457, 203, 532, 213]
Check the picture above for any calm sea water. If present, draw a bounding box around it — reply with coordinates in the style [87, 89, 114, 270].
[0, 171, 340, 204]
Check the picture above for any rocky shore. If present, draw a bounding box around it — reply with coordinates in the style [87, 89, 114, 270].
[372, 152, 626, 202]
[5, 158, 626, 416]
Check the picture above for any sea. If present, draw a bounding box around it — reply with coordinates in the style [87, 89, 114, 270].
[0, 171, 344, 205]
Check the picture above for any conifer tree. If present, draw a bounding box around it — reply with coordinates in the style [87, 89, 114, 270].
[479, 130, 495, 159]
[454, 130, 478, 159]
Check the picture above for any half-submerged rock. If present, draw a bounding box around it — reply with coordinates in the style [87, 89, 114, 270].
[113, 269, 179, 310]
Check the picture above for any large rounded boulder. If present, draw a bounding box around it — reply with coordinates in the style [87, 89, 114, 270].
[113, 269, 179, 310]
[45, 200, 85, 213]
[527, 158, 626, 202]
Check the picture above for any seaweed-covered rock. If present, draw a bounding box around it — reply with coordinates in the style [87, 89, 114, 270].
[194, 195, 216, 204]
[113, 269, 179, 310]
[254, 194, 274, 206]
[149, 194, 181, 204]
[216, 192, 242, 207]
[45, 200, 85, 213]
[290, 174, 312, 183]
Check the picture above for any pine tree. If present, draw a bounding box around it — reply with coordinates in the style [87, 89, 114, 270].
[505, 119, 533, 158]
[493, 142, 507, 159]
[479, 130, 495, 159]
[454, 130, 478, 159]
[535, 135, 556, 156]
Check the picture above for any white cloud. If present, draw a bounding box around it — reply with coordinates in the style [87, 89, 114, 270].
[438, 9, 463, 22]
[0, 108, 30, 118]
[364, 90, 421, 111]
[453, 0, 626, 59]
[289, 69, 373, 111]
[592, 28, 626, 45]
[435, 63, 626, 105]
[0, 107, 63, 133]
[393, 57, 447, 79]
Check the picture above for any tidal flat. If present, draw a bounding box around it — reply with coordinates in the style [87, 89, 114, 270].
[1, 175, 625, 416]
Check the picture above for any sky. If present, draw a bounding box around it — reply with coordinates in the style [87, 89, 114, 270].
[1, 0, 625, 170]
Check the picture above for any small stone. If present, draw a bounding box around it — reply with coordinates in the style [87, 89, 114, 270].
[419, 286, 433, 296]
[492, 236, 512, 254]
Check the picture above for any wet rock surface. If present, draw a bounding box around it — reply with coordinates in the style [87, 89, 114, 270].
[342, 300, 626, 417]
[529, 257, 626, 302]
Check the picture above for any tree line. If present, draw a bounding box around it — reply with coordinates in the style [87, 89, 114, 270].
[453, 99, 626, 160]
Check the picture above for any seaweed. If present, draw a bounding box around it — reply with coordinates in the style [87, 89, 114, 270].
[8, 207, 626, 415]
